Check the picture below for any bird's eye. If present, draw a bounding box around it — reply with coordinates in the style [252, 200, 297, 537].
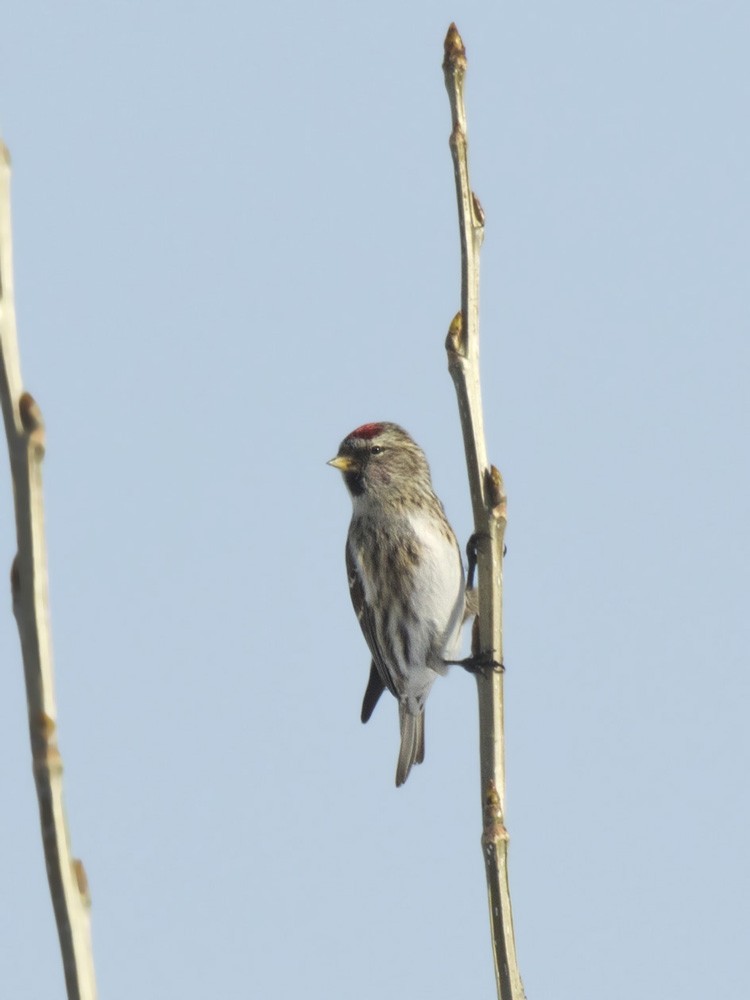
[370, 445, 384, 455]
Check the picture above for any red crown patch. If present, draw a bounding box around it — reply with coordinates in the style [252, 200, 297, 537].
[350, 423, 384, 440]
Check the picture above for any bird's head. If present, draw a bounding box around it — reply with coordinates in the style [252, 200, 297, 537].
[328, 422, 432, 500]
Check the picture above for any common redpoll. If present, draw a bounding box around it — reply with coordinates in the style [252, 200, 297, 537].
[328, 422, 465, 786]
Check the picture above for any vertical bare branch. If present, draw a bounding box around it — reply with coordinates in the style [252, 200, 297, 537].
[0, 142, 97, 999]
[442, 25, 525, 1000]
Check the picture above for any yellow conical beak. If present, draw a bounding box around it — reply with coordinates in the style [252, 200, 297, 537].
[327, 455, 355, 472]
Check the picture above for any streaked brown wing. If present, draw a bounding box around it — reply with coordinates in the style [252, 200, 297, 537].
[345, 542, 398, 699]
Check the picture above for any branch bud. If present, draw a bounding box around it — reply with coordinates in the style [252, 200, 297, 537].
[443, 23, 467, 75]
[73, 859, 91, 906]
[472, 191, 485, 227]
[482, 779, 508, 843]
[485, 464, 506, 517]
[10, 554, 20, 601]
[445, 311, 466, 358]
[19, 391, 46, 453]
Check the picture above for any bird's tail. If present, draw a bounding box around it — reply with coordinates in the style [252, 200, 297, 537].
[396, 704, 425, 787]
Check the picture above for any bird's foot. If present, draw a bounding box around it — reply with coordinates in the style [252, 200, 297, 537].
[465, 533, 508, 589]
[445, 652, 505, 676]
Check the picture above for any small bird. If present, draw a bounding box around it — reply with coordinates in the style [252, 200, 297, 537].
[328, 422, 465, 786]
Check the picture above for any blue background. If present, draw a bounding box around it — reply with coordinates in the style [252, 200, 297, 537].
[1, 3, 748, 997]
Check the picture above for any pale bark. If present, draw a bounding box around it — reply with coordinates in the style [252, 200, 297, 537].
[0, 141, 97, 1000]
[442, 24, 525, 1000]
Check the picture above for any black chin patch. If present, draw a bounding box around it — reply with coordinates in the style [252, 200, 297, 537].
[344, 470, 365, 496]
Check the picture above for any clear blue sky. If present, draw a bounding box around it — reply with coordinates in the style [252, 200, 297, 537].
[1, 3, 748, 998]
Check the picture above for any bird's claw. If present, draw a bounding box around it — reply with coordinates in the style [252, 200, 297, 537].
[446, 653, 505, 676]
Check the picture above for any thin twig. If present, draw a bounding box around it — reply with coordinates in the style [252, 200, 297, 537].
[0, 142, 97, 999]
[442, 24, 525, 1000]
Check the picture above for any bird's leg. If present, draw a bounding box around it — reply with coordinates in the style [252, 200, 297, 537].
[448, 607, 504, 675]
[466, 532, 480, 589]
[466, 531, 507, 590]
[463, 533, 481, 619]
